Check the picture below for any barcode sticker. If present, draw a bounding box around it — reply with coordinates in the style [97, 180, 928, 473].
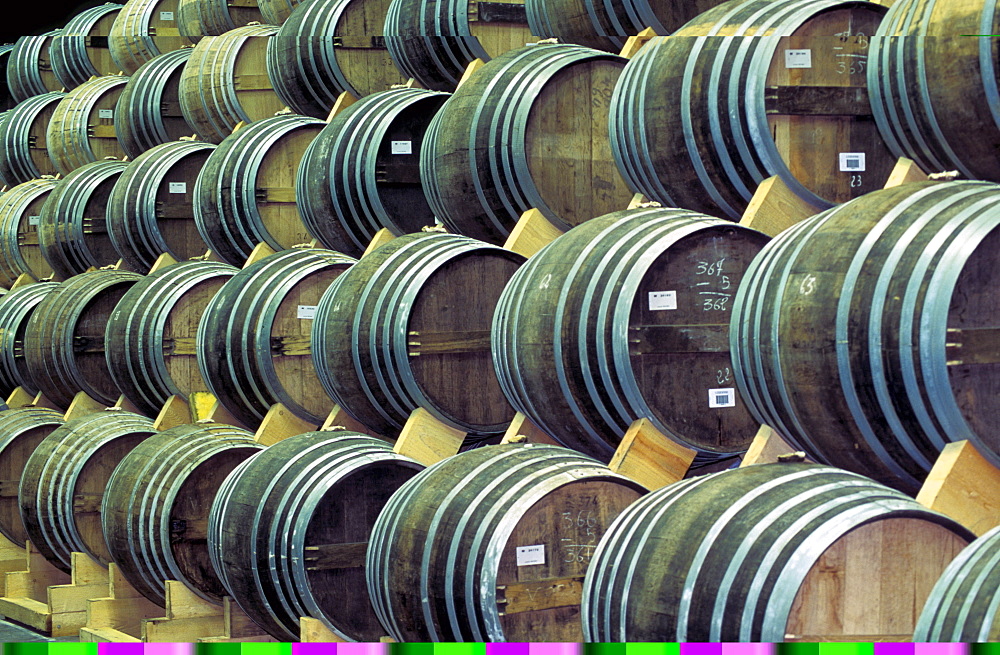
[709, 388, 736, 408]
[839, 152, 866, 172]
[785, 49, 812, 68]
[168, 182, 187, 194]
[516, 545, 545, 566]
[649, 290, 677, 311]
[98, 109, 113, 119]
[391, 140, 412, 155]
[298, 305, 317, 319]
[160, 11, 174, 20]
[28, 216, 40, 226]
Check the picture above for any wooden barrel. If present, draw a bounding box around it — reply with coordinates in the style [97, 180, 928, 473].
[0, 178, 59, 287]
[869, 0, 1000, 183]
[105, 259, 238, 415]
[314, 232, 524, 436]
[368, 443, 646, 641]
[46, 74, 129, 175]
[178, 0, 263, 42]
[24, 269, 145, 408]
[38, 159, 129, 280]
[494, 207, 769, 462]
[297, 88, 449, 256]
[526, 0, 722, 51]
[107, 139, 216, 270]
[265, 0, 405, 118]
[193, 114, 322, 266]
[0, 407, 65, 547]
[582, 463, 972, 641]
[178, 24, 285, 144]
[109, 0, 188, 74]
[384, 0, 533, 91]
[0, 282, 59, 395]
[0, 45, 15, 111]
[50, 3, 123, 91]
[7, 31, 63, 103]
[0, 92, 65, 187]
[731, 181, 1000, 494]
[609, 0, 893, 220]
[915, 525, 1000, 641]
[422, 43, 631, 244]
[19, 410, 158, 572]
[102, 422, 263, 605]
[258, 0, 301, 25]
[115, 49, 194, 159]
[198, 248, 355, 426]
[210, 431, 425, 640]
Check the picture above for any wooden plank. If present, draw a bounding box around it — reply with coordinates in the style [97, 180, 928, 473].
[765, 85, 871, 116]
[608, 417, 695, 491]
[496, 576, 585, 615]
[0, 596, 52, 631]
[233, 75, 274, 90]
[300, 616, 346, 642]
[917, 440, 1000, 536]
[325, 91, 359, 123]
[628, 324, 729, 355]
[255, 187, 296, 203]
[153, 395, 191, 431]
[164, 579, 221, 620]
[407, 329, 491, 356]
[503, 207, 563, 258]
[456, 58, 485, 90]
[88, 124, 117, 138]
[618, 27, 657, 59]
[254, 403, 316, 446]
[243, 242, 277, 268]
[945, 326, 1000, 365]
[883, 156, 928, 188]
[500, 412, 561, 446]
[740, 425, 810, 467]
[79, 626, 142, 642]
[303, 542, 367, 570]
[739, 175, 821, 237]
[393, 407, 465, 466]
[363, 228, 395, 257]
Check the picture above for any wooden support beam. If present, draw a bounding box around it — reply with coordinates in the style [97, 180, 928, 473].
[363, 228, 396, 257]
[148, 252, 179, 275]
[618, 27, 657, 59]
[739, 175, 823, 237]
[503, 207, 563, 258]
[254, 403, 317, 446]
[6, 387, 36, 409]
[740, 425, 811, 467]
[243, 242, 277, 269]
[456, 58, 486, 89]
[883, 156, 929, 189]
[63, 392, 107, 422]
[917, 440, 1000, 536]
[326, 91, 359, 123]
[608, 417, 696, 490]
[500, 412, 561, 446]
[320, 405, 390, 442]
[153, 395, 191, 431]
[300, 616, 346, 642]
[392, 407, 465, 466]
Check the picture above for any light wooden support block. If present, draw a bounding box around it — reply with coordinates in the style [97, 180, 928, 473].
[300, 616, 346, 642]
[321, 404, 390, 442]
[148, 252, 179, 274]
[739, 425, 812, 467]
[63, 391, 107, 421]
[79, 563, 161, 642]
[141, 582, 270, 642]
[392, 407, 465, 466]
[326, 91, 359, 123]
[618, 26, 657, 59]
[626, 192, 654, 209]
[608, 417, 696, 490]
[917, 440, 1000, 536]
[153, 395, 191, 431]
[6, 386, 36, 408]
[739, 175, 823, 237]
[0, 541, 71, 634]
[0, 533, 27, 597]
[45, 552, 108, 637]
[187, 391, 252, 430]
[31, 392, 62, 411]
[363, 228, 396, 257]
[883, 156, 929, 188]
[254, 402, 317, 446]
[457, 58, 485, 89]
[244, 242, 277, 268]
[10, 273, 36, 290]
[503, 207, 564, 258]
[500, 412, 562, 446]
[113, 395, 144, 416]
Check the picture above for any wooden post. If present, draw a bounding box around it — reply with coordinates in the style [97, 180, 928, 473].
[503, 207, 564, 258]
[0, 533, 27, 597]
[254, 402, 317, 446]
[883, 156, 929, 188]
[739, 175, 823, 237]
[363, 228, 396, 257]
[739, 425, 812, 467]
[618, 27, 657, 59]
[79, 563, 161, 642]
[917, 440, 1000, 536]
[45, 553, 109, 637]
[392, 407, 465, 466]
[500, 412, 562, 446]
[608, 418, 696, 490]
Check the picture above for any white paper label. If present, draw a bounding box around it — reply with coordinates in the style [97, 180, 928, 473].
[839, 152, 866, 172]
[297, 305, 317, 320]
[709, 388, 736, 408]
[391, 140, 412, 155]
[648, 290, 677, 311]
[160, 11, 174, 20]
[516, 545, 545, 566]
[98, 109, 114, 119]
[784, 49, 812, 68]
[28, 215, 40, 226]
[168, 182, 187, 194]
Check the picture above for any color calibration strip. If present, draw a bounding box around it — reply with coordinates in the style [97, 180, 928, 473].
[0, 644, 995, 655]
